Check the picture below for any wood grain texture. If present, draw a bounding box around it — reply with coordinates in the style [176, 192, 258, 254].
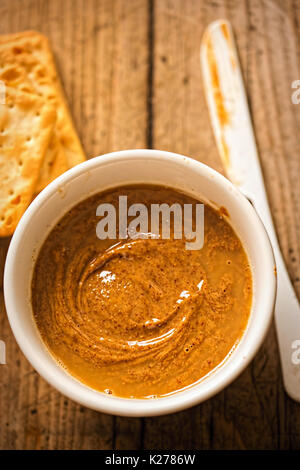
[0, 0, 299, 450]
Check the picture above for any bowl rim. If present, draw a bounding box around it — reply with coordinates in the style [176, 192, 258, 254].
[4, 149, 276, 417]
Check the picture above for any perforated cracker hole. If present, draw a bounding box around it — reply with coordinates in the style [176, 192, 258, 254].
[12, 46, 23, 55]
[21, 86, 32, 93]
[11, 195, 21, 205]
[36, 68, 46, 78]
[1, 67, 20, 81]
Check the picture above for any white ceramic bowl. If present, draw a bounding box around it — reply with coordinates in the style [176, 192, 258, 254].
[4, 150, 276, 417]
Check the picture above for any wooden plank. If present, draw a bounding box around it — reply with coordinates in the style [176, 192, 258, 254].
[0, 0, 299, 450]
[0, 0, 149, 450]
[147, 0, 300, 450]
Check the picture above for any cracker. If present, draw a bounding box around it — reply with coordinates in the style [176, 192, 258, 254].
[0, 57, 67, 191]
[0, 86, 55, 236]
[0, 30, 86, 184]
[35, 130, 68, 192]
[0, 60, 66, 190]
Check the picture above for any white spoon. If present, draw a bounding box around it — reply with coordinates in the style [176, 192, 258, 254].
[201, 19, 300, 400]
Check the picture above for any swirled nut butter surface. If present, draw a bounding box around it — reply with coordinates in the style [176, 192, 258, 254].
[32, 185, 252, 398]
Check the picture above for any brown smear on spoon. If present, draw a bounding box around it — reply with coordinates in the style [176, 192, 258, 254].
[203, 21, 239, 171]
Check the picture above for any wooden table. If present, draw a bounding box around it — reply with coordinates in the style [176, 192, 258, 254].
[0, 0, 299, 450]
